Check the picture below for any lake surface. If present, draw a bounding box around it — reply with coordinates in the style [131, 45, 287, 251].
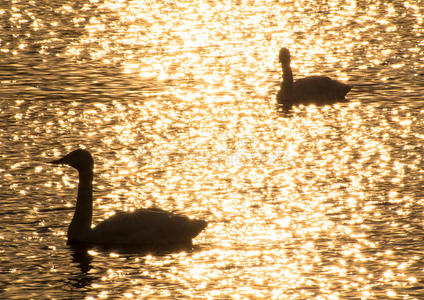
[1, 0, 424, 298]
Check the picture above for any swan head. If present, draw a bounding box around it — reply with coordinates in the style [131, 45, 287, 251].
[279, 47, 291, 65]
[50, 149, 94, 172]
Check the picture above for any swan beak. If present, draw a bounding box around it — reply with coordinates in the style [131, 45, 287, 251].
[49, 157, 67, 165]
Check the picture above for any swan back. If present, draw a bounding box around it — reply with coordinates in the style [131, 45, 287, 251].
[90, 208, 207, 245]
[292, 76, 351, 103]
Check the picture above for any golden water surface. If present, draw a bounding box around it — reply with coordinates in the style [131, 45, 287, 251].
[1, 0, 424, 298]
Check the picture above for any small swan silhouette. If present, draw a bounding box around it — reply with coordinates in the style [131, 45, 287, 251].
[276, 48, 351, 111]
[49, 149, 207, 247]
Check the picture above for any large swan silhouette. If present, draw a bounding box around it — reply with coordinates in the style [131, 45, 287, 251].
[276, 48, 351, 111]
[49, 149, 207, 247]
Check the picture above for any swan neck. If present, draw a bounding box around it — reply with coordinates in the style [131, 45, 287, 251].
[68, 170, 93, 241]
[282, 63, 293, 87]
[277, 62, 294, 107]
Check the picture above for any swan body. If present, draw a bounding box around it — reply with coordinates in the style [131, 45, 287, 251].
[49, 149, 207, 246]
[276, 47, 351, 111]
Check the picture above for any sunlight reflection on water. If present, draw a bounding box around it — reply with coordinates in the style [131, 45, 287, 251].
[1, 0, 424, 298]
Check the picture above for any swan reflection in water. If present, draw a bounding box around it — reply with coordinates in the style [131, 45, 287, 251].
[49, 149, 207, 249]
[276, 47, 351, 111]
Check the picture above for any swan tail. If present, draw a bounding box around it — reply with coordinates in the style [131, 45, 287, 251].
[188, 219, 207, 239]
